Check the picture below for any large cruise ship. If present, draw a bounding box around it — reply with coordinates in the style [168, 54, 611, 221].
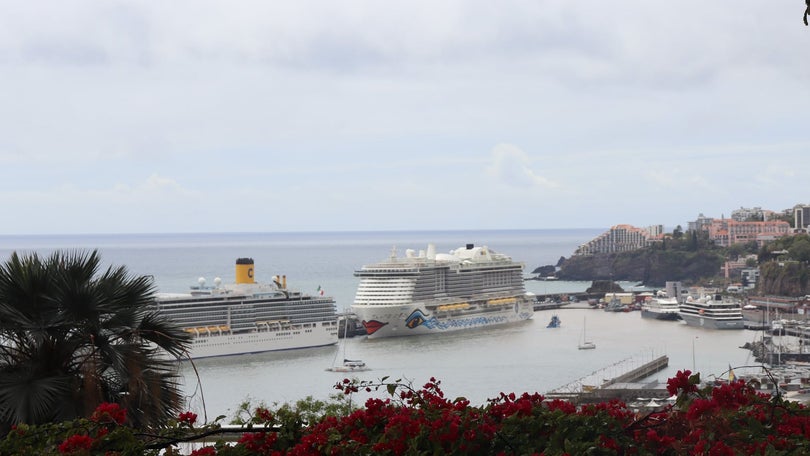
[678, 294, 744, 330]
[351, 243, 534, 338]
[155, 258, 338, 359]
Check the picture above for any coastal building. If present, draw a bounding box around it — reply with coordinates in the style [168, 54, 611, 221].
[741, 268, 759, 289]
[574, 224, 651, 255]
[688, 213, 714, 233]
[722, 255, 759, 284]
[705, 218, 791, 247]
[731, 207, 766, 222]
[794, 204, 810, 232]
[646, 225, 664, 239]
[665, 281, 687, 303]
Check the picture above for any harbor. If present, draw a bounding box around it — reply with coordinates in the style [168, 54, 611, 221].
[180, 304, 760, 418]
[0, 230, 790, 418]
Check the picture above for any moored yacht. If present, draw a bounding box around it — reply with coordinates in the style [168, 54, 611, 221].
[678, 294, 744, 330]
[351, 243, 534, 338]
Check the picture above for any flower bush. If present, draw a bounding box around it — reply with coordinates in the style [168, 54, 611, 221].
[1, 370, 809, 455]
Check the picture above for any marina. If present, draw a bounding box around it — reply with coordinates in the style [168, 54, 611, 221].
[179, 304, 761, 419]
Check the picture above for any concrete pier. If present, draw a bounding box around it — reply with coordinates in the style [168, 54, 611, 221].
[603, 355, 669, 387]
[546, 354, 670, 404]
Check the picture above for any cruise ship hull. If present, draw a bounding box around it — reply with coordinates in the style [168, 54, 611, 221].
[678, 294, 745, 330]
[640, 309, 681, 321]
[156, 258, 339, 360]
[679, 314, 745, 330]
[185, 326, 338, 359]
[353, 298, 534, 339]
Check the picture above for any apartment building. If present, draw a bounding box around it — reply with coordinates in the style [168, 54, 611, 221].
[794, 204, 810, 232]
[575, 224, 651, 255]
[705, 218, 791, 247]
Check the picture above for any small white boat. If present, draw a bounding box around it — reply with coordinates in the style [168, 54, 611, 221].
[326, 359, 369, 373]
[578, 317, 596, 350]
[326, 316, 369, 372]
[579, 341, 596, 350]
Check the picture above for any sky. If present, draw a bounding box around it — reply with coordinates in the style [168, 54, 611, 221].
[1, 1, 809, 235]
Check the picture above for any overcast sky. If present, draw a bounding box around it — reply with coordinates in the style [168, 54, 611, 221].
[1, 1, 808, 235]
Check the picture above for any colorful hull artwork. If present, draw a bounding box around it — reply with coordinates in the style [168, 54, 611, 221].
[357, 304, 532, 339]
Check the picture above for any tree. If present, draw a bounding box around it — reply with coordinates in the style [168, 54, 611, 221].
[0, 250, 191, 433]
[789, 236, 810, 263]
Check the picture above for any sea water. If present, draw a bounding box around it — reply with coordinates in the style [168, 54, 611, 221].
[0, 230, 759, 421]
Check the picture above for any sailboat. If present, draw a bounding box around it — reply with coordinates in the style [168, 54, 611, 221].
[578, 317, 596, 350]
[326, 316, 370, 372]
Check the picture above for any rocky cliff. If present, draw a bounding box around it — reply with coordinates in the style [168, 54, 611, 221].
[556, 249, 724, 287]
[758, 261, 810, 296]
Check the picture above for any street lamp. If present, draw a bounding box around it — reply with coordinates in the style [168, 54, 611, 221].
[692, 336, 699, 372]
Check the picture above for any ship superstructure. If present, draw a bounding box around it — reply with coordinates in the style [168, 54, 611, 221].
[640, 294, 682, 321]
[678, 294, 744, 330]
[351, 244, 534, 338]
[155, 258, 338, 359]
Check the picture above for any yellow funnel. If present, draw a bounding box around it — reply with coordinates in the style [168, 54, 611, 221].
[235, 258, 255, 284]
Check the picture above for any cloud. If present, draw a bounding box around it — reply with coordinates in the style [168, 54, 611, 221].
[486, 144, 558, 189]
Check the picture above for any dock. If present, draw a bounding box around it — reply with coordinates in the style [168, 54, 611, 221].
[546, 353, 670, 404]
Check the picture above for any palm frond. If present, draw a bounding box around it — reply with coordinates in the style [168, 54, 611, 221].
[0, 250, 189, 428]
[0, 370, 77, 425]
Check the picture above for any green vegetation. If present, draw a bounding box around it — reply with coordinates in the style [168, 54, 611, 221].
[754, 234, 810, 295]
[0, 251, 190, 434]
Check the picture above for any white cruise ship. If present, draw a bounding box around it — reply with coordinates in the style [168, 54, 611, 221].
[351, 243, 534, 338]
[678, 294, 744, 330]
[155, 258, 338, 359]
[640, 295, 681, 321]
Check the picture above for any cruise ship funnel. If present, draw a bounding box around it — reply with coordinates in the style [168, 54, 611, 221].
[235, 258, 255, 284]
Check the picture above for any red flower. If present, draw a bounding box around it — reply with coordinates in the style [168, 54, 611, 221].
[58, 434, 94, 454]
[255, 407, 273, 423]
[686, 398, 716, 420]
[238, 431, 279, 453]
[90, 402, 127, 425]
[190, 446, 217, 456]
[666, 369, 698, 396]
[179, 411, 198, 426]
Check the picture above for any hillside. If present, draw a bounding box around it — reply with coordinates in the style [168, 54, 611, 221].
[549, 233, 810, 295]
[555, 249, 724, 287]
[758, 261, 810, 296]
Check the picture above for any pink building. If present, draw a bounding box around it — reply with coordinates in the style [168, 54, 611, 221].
[706, 219, 791, 247]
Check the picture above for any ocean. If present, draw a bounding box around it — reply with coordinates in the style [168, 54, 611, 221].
[0, 229, 759, 421]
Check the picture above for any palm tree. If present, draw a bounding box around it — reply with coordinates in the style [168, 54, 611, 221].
[0, 250, 190, 432]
